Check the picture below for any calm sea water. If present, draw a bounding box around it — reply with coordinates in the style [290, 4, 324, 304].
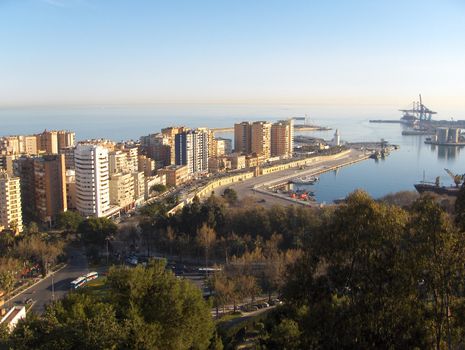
[0, 104, 463, 202]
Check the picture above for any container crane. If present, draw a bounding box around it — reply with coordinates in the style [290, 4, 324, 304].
[399, 94, 437, 122]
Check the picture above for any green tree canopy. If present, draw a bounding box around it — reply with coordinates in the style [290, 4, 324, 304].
[79, 217, 117, 246]
[4, 260, 215, 350]
[56, 211, 83, 232]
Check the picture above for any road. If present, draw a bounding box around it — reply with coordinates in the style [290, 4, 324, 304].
[213, 149, 369, 206]
[7, 243, 90, 314]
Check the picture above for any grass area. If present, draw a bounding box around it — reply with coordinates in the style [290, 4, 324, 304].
[82, 277, 109, 299]
[216, 311, 243, 324]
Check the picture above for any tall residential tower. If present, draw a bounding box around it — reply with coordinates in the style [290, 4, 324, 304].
[74, 144, 110, 217]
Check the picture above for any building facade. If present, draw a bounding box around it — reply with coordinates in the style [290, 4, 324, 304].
[251, 121, 272, 159]
[158, 165, 189, 186]
[74, 144, 110, 217]
[175, 128, 209, 174]
[271, 119, 294, 158]
[0, 170, 23, 234]
[33, 154, 67, 224]
[234, 122, 252, 154]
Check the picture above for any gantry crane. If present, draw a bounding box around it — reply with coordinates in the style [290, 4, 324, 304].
[399, 94, 437, 122]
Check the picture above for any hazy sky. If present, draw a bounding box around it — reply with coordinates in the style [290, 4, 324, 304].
[1, 0, 465, 108]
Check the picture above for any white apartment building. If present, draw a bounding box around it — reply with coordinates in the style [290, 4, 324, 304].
[0, 170, 23, 234]
[75, 144, 110, 217]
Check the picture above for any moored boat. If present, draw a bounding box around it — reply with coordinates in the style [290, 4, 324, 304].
[290, 175, 319, 185]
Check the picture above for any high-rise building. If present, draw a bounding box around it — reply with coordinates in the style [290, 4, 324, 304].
[33, 155, 67, 224]
[251, 121, 272, 159]
[13, 156, 36, 220]
[18, 135, 39, 155]
[75, 144, 110, 217]
[0, 153, 17, 176]
[212, 138, 233, 157]
[59, 146, 76, 170]
[175, 128, 209, 174]
[0, 170, 23, 234]
[138, 154, 155, 177]
[109, 173, 135, 210]
[38, 130, 59, 154]
[271, 119, 294, 158]
[65, 170, 77, 210]
[57, 130, 75, 150]
[161, 126, 186, 165]
[109, 146, 139, 174]
[234, 122, 252, 154]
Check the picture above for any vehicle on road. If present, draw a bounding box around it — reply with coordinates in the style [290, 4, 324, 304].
[25, 298, 33, 305]
[70, 276, 87, 289]
[70, 271, 99, 289]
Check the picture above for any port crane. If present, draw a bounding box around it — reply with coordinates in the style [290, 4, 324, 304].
[444, 168, 464, 187]
[399, 94, 437, 122]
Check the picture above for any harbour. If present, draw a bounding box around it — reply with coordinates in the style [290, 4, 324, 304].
[1, 103, 465, 204]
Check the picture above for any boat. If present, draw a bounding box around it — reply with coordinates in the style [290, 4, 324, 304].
[414, 183, 460, 197]
[370, 151, 381, 160]
[290, 175, 319, 185]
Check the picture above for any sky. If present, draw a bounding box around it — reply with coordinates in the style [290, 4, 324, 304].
[1, 0, 465, 108]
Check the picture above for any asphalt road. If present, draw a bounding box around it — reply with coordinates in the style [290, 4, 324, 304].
[7, 244, 90, 315]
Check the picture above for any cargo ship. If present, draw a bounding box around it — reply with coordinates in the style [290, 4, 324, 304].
[414, 169, 463, 197]
[413, 183, 460, 197]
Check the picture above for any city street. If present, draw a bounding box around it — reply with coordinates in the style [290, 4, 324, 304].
[6, 244, 90, 315]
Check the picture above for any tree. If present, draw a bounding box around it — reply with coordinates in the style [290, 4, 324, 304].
[408, 195, 465, 350]
[264, 319, 301, 350]
[16, 235, 64, 275]
[56, 211, 83, 232]
[222, 188, 238, 206]
[8, 293, 124, 350]
[454, 185, 465, 230]
[4, 260, 215, 349]
[235, 275, 260, 304]
[210, 272, 236, 315]
[282, 191, 429, 349]
[106, 260, 214, 349]
[197, 224, 216, 270]
[150, 184, 167, 194]
[78, 217, 117, 246]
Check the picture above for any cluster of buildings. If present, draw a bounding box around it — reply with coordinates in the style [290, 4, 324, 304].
[0, 120, 295, 234]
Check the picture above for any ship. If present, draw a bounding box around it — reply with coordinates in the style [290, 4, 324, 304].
[413, 183, 460, 197]
[414, 169, 463, 197]
[290, 175, 319, 185]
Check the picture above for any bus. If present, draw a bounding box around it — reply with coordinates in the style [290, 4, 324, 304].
[85, 271, 98, 282]
[70, 276, 87, 289]
[70, 272, 99, 289]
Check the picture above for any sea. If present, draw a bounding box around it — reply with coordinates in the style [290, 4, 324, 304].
[1, 103, 463, 203]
